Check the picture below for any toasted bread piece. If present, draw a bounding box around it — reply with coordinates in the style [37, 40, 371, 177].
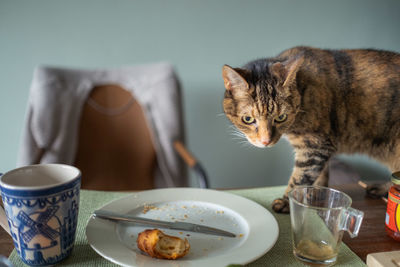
[137, 229, 190, 260]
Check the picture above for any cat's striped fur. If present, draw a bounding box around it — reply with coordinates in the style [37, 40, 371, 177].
[222, 46, 400, 213]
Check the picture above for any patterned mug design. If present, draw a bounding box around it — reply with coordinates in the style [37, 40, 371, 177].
[0, 164, 81, 266]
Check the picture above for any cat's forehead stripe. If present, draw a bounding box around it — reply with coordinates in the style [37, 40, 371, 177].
[268, 99, 272, 113]
[268, 83, 277, 100]
[255, 84, 265, 115]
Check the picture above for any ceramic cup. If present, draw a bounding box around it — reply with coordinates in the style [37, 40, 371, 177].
[0, 164, 81, 266]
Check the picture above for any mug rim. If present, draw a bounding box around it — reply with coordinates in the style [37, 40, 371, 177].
[0, 163, 81, 191]
[288, 185, 353, 210]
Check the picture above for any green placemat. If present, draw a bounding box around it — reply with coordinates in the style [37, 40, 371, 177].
[9, 187, 366, 266]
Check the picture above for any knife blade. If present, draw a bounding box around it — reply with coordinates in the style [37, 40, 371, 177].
[93, 209, 236, 238]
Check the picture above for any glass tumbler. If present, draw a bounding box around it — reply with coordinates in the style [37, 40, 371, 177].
[288, 186, 364, 266]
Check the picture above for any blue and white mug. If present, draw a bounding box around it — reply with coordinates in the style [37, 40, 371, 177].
[0, 164, 81, 266]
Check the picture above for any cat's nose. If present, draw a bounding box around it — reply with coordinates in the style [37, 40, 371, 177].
[261, 139, 271, 146]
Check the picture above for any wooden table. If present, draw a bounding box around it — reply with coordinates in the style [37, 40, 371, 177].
[0, 183, 399, 261]
[0, 219, 13, 257]
[334, 183, 400, 261]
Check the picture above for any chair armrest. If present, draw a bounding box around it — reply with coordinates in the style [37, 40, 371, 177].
[173, 141, 209, 188]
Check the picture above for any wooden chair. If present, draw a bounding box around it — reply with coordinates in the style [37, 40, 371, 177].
[74, 84, 208, 190]
[74, 84, 156, 190]
[18, 64, 208, 190]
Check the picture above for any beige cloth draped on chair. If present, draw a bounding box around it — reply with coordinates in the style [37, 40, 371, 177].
[17, 63, 199, 190]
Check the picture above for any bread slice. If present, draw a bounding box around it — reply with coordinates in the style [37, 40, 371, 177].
[137, 229, 190, 260]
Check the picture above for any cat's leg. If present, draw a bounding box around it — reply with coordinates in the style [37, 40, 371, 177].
[272, 142, 333, 213]
[272, 166, 329, 213]
[367, 145, 400, 198]
[367, 182, 391, 198]
[313, 163, 329, 186]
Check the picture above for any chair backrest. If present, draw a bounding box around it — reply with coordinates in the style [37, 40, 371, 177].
[17, 63, 189, 190]
[74, 84, 156, 190]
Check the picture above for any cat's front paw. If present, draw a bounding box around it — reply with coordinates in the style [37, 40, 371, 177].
[366, 181, 390, 198]
[272, 197, 290, 213]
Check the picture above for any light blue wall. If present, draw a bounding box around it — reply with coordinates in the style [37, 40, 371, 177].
[1, 0, 399, 187]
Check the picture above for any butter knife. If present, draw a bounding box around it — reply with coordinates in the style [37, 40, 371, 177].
[93, 209, 236, 238]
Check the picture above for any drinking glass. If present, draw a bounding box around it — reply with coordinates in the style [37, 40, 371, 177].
[288, 186, 364, 266]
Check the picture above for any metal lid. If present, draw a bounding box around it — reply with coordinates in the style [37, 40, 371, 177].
[392, 172, 400, 185]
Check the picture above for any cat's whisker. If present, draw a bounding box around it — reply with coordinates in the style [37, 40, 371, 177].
[228, 126, 240, 132]
[238, 141, 255, 150]
[232, 139, 246, 143]
[231, 133, 244, 138]
[230, 129, 244, 135]
[228, 128, 248, 143]
[236, 139, 247, 145]
[229, 130, 246, 140]
[231, 127, 245, 135]
[230, 136, 246, 141]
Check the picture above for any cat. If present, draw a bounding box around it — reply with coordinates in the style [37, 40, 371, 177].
[222, 46, 400, 213]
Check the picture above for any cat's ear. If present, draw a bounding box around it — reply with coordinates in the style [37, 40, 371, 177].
[271, 56, 304, 88]
[222, 65, 249, 92]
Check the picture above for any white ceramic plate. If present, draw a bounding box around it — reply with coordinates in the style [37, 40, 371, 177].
[85, 188, 279, 267]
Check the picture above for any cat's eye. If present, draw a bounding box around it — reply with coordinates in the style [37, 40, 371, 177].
[242, 116, 255, 124]
[275, 114, 287, 123]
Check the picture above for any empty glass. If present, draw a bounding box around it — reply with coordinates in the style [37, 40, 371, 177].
[288, 186, 364, 266]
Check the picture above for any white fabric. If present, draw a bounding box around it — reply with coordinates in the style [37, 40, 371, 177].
[17, 62, 187, 188]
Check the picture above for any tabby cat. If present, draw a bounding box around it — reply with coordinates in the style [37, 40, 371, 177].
[222, 46, 400, 213]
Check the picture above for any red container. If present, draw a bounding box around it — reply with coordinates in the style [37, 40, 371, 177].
[385, 172, 400, 241]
